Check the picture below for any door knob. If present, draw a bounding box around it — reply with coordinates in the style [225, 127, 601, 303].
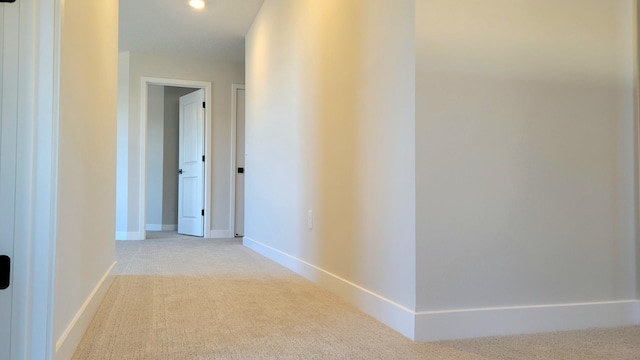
[0, 255, 10, 290]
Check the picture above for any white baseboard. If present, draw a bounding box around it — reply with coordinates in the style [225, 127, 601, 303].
[242, 237, 416, 339]
[115, 231, 144, 241]
[209, 229, 235, 239]
[54, 261, 117, 360]
[415, 300, 640, 341]
[243, 237, 640, 342]
[145, 224, 177, 231]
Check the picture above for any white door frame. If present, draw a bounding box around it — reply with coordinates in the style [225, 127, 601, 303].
[8, 0, 60, 359]
[1, 2, 20, 357]
[139, 77, 212, 238]
[229, 84, 245, 237]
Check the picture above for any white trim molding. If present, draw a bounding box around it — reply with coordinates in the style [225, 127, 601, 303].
[54, 262, 116, 360]
[242, 237, 416, 339]
[145, 224, 177, 231]
[115, 231, 145, 241]
[11, 0, 61, 359]
[243, 237, 640, 342]
[138, 77, 212, 240]
[415, 300, 640, 342]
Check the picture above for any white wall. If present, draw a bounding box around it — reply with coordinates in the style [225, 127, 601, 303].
[246, 0, 639, 342]
[145, 85, 165, 228]
[245, 0, 416, 337]
[115, 52, 130, 237]
[116, 52, 245, 239]
[415, 0, 638, 339]
[54, 0, 118, 357]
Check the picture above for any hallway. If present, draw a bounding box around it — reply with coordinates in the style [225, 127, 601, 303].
[72, 238, 640, 359]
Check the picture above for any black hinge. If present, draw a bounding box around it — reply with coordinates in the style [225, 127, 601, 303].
[201, 209, 204, 216]
[202, 102, 205, 108]
[202, 155, 205, 162]
[0, 255, 10, 290]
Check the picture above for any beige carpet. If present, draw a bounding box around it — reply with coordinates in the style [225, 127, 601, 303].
[73, 238, 640, 359]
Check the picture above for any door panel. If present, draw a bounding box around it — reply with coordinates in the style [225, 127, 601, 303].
[177, 89, 204, 237]
[0, 2, 19, 357]
[234, 88, 245, 237]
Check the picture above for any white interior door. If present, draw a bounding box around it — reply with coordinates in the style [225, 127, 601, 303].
[234, 88, 245, 237]
[0, 2, 19, 357]
[177, 89, 205, 237]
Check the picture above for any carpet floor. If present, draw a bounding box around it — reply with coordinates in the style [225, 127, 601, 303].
[72, 237, 640, 359]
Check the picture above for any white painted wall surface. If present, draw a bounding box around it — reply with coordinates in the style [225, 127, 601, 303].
[54, 0, 118, 357]
[245, 0, 416, 328]
[416, 0, 636, 313]
[246, 0, 638, 341]
[116, 52, 130, 238]
[116, 52, 244, 238]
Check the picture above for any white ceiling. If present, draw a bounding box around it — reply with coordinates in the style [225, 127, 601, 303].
[119, 0, 265, 62]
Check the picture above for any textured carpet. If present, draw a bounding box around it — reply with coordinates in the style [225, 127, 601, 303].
[72, 237, 640, 359]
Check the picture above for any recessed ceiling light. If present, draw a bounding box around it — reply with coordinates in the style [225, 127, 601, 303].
[189, 0, 205, 9]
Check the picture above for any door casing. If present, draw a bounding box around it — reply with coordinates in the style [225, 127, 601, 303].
[6, 0, 61, 359]
[0, 2, 19, 357]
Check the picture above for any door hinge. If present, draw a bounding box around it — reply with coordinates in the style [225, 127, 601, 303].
[202, 209, 205, 216]
[0, 255, 10, 290]
[202, 102, 206, 108]
[202, 155, 205, 162]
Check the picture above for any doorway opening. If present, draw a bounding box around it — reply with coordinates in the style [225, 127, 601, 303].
[140, 77, 212, 239]
[145, 85, 200, 236]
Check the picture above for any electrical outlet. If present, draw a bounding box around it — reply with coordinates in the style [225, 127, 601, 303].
[307, 210, 313, 229]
